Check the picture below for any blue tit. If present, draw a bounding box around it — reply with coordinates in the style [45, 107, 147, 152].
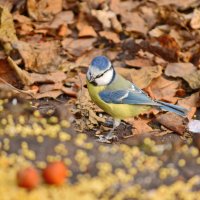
[86, 56, 188, 142]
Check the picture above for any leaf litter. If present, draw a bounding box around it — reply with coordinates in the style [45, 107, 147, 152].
[0, 1, 200, 138]
[1, 0, 200, 198]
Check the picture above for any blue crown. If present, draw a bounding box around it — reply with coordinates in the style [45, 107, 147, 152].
[91, 56, 110, 70]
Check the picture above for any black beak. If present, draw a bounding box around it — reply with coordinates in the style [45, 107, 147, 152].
[89, 75, 95, 83]
[89, 76, 97, 86]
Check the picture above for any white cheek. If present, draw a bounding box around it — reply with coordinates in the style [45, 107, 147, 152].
[95, 70, 113, 86]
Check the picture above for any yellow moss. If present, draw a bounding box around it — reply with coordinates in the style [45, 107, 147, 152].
[58, 131, 71, 141]
[37, 136, 44, 143]
[19, 116, 25, 124]
[54, 144, 68, 156]
[75, 150, 90, 172]
[60, 120, 70, 128]
[178, 159, 186, 167]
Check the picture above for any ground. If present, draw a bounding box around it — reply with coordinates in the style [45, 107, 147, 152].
[0, 0, 200, 199]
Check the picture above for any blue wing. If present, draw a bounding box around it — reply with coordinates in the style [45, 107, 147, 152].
[99, 88, 159, 106]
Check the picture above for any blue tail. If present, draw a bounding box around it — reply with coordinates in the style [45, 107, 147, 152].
[155, 100, 188, 117]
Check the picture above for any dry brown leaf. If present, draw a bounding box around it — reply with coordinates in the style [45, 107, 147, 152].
[146, 76, 180, 103]
[149, 0, 200, 10]
[91, 9, 115, 29]
[123, 12, 148, 34]
[33, 90, 63, 99]
[116, 65, 162, 89]
[61, 86, 77, 97]
[156, 112, 187, 135]
[39, 82, 63, 93]
[77, 14, 97, 37]
[75, 48, 104, 67]
[190, 9, 200, 29]
[183, 70, 200, 89]
[0, 59, 21, 87]
[27, 0, 62, 21]
[139, 34, 181, 63]
[178, 92, 200, 119]
[62, 38, 96, 57]
[7, 56, 30, 86]
[58, 24, 72, 37]
[27, 71, 66, 85]
[99, 31, 120, 43]
[125, 58, 153, 68]
[50, 11, 74, 29]
[0, 6, 17, 54]
[12, 40, 62, 73]
[140, 5, 158, 29]
[110, 0, 140, 15]
[78, 25, 97, 37]
[7, 57, 67, 86]
[110, 16, 123, 32]
[13, 13, 32, 24]
[0, 6, 17, 43]
[126, 118, 153, 135]
[149, 25, 171, 37]
[165, 63, 197, 78]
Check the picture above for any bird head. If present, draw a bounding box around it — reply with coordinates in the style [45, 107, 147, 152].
[87, 56, 115, 86]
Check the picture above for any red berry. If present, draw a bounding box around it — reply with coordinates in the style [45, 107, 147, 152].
[43, 161, 68, 185]
[17, 167, 40, 189]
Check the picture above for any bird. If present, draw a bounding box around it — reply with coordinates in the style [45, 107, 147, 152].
[86, 56, 188, 142]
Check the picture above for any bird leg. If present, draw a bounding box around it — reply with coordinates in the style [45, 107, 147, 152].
[97, 119, 121, 143]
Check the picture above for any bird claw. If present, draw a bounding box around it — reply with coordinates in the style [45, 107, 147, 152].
[96, 133, 118, 143]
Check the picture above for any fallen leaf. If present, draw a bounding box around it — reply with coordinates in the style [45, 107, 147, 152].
[33, 90, 63, 99]
[7, 56, 67, 86]
[156, 112, 188, 135]
[75, 48, 104, 67]
[12, 40, 62, 73]
[0, 6, 17, 43]
[142, 35, 181, 63]
[27, 0, 62, 21]
[99, 31, 120, 43]
[27, 71, 66, 85]
[61, 86, 77, 97]
[190, 9, 200, 29]
[178, 92, 200, 119]
[91, 9, 115, 29]
[58, 24, 72, 37]
[110, 0, 140, 16]
[78, 25, 97, 37]
[110, 16, 123, 32]
[39, 83, 63, 93]
[149, 0, 200, 10]
[116, 65, 162, 89]
[126, 117, 153, 135]
[123, 12, 148, 34]
[125, 57, 153, 68]
[62, 38, 96, 57]
[165, 63, 197, 78]
[183, 70, 200, 89]
[0, 59, 22, 87]
[50, 11, 74, 29]
[140, 4, 158, 29]
[146, 76, 180, 103]
[0, 6, 17, 54]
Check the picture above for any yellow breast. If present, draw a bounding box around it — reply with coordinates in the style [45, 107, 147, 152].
[87, 80, 151, 120]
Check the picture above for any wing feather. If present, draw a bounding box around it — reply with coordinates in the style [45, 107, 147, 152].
[99, 89, 159, 106]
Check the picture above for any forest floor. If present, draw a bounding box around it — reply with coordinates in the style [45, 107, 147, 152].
[0, 0, 200, 199]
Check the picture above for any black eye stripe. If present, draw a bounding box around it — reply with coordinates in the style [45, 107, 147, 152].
[94, 67, 112, 79]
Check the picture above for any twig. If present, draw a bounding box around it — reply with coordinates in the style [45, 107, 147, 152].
[0, 77, 34, 98]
